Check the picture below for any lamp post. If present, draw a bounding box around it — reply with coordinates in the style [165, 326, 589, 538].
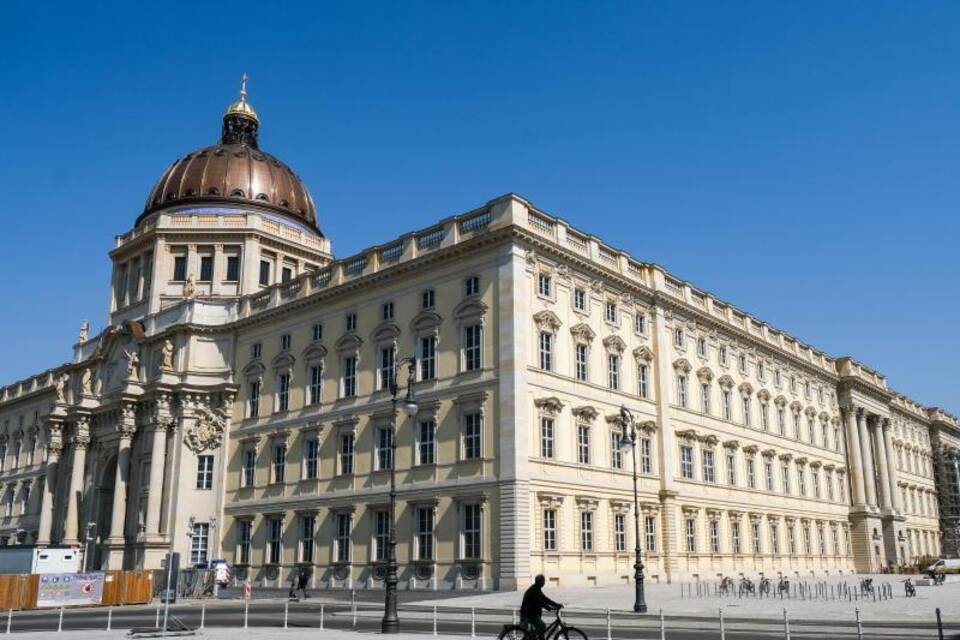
[382, 356, 418, 634]
[619, 406, 648, 613]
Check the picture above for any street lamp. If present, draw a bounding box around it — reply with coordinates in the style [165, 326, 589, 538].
[619, 406, 648, 613]
[83, 522, 96, 572]
[382, 356, 418, 634]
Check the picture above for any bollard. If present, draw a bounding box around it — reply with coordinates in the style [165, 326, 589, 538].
[659, 608, 665, 640]
[58, 605, 64, 633]
[936, 608, 944, 640]
[352, 601, 358, 629]
[783, 608, 791, 640]
[155, 605, 161, 628]
[433, 605, 438, 637]
[320, 604, 325, 631]
[471, 607, 476, 639]
[284, 599, 289, 629]
[200, 603, 205, 630]
[244, 602, 249, 629]
[5, 608, 10, 635]
[719, 608, 725, 640]
[855, 607, 863, 640]
[107, 606, 113, 631]
[606, 608, 612, 640]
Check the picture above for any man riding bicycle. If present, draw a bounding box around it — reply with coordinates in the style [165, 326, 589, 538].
[520, 575, 563, 639]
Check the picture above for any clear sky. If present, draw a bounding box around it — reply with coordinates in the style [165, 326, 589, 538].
[0, 2, 957, 412]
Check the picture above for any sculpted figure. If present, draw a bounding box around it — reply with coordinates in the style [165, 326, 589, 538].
[161, 339, 175, 371]
[183, 273, 196, 299]
[81, 369, 92, 395]
[54, 374, 68, 403]
[79, 320, 89, 343]
[123, 349, 140, 381]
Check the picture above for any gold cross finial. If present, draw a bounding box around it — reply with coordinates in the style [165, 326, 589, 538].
[240, 73, 248, 100]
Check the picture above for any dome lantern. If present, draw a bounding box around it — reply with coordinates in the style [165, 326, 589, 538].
[221, 73, 260, 147]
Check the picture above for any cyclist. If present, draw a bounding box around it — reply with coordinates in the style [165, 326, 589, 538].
[520, 575, 563, 639]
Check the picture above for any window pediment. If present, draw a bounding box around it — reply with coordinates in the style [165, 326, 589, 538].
[533, 310, 562, 333]
[569, 323, 596, 344]
[302, 343, 327, 363]
[602, 335, 626, 354]
[673, 358, 692, 373]
[410, 310, 442, 335]
[453, 299, 488, 322]
[370, 321, 401, 344]
[571, 405, 599, 422]
[534, 396, 564, 416]
[738, 382, 753, 396]
[271, 351, 295, 371]
[242, 360, 265, 379]
[757, 389, 771, 402]
[633, 346, 654, 362]
[718, 374, 735, 389]
[335, 333, 363, 353]
[696, 366, 713, 383]
[774, 395, 787, 407]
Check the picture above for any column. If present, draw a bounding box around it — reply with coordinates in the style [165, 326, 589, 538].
[36, 425, 64, 545]
[871, 417, 892, 511]
[843, 406, 866, 506]
[144, 423, 169, 537]
[856, 409, 877, 508]
[63, 425, 91, 544]
[107, 426, 135, 544]
[880, 419, 901, 512]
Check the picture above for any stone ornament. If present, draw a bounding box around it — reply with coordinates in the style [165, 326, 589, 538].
[184, 405, 228, 453]
[54, 374, 68, 403]
[123, 348, 140, 381]
[183, 273, 196, 299]
[81, 369, 93, 395]
[161, 340, 175, 371]
[79, 320, 89, 343]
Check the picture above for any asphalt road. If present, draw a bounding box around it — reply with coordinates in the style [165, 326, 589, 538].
[4, 601, 958, 640]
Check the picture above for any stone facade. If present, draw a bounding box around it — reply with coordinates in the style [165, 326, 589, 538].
[0, 103, 957, 589]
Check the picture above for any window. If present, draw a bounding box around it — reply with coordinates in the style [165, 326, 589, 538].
[379, 346, 396, 391]
[252, 343, 262, 360]
[300, 515, 315, 563]
[419, 336, 437, 379]
[308, 365, 322, 405]
[577, 425, 590, 465]
[461, 413, 483, 460]
[761, 404, 769, 431]
[781, 463, 790, 494]
[758, 362, 765, 381]
[196, 455, 214, 490]
[376, 427, 393, 471]
[821, 422, 829, 449]
[575, 344, 588, 381]
[226, 255, 240, 282]
[738, 354, 747, 373]
[280, 333, 291, 351]
[644, 516, 656, 552]
[464, 325, 482, 371]
[540, 418, 555, 458]
[771, 523, 780, 555]
[677, 374, 688, 408]
[719, 345, 728, 365]
[272, 444, 286, 483]
[674, 327, 684, 348]
[722, 390, 732, 420]
[281, 266, 293, 282]
[543, 510, 558, 551]
[605, 302, 617, 323]
[465, 276, 480, 297]
[615, 513, 627, 552]
[751, 522, 761, 554]
[774, 369, 781, 386]
[418, 419, 436, 465]
[702, 450, 716, 483]
[790, 376, 797, 393]
[638, 364, 650, 398]
[342, 357, 357, 397]
[697, 338, 707, 357]
[731, 521, 741, 554]
[199, 255, 214, 282]
[838, 479, 845, 502]
[700, 383, 711, 414]
[259, 260, 271, 286]
[173, 255, 187, 281]
[303, 438, 320, 480]
[416, 507, 434, 560]
[607, 354, 620, 390]
[422, 288, 435, 309]
[580, 511, 594, 552]
[335, 513, 351, 562]
[312, 323, 323, 342]
[640, 437, 653, 474]
[339, 433, 355, 475]
[803, 525, 811, 555]
[812, 469, 820, 499]
[747, 458, 756, 489]
[797, 467, 806, 496]
[237, 520, 252, 564]
[777, 407, 786, 435]
[710, 520, 720, 553]
[382, 302, 394, 321]
[726, 452, 736, 485]
[463, 503, 482, 559]
[742, 396, 752, 427]
[538, 273, 552, 297]
[190, 523, 209, 565]
[538, 332, 553, 371]
[242, 449, 256, 487]
[680, 445, 694, 479]
[574, 288, 587, 312]
[611, 432, 623, 469]
[765, 462, 774, 491]
[374, 511, 390, 561]
[267, 518, 282, 564]
[787, 524, 796, 555]
[248, 380, 261, 418]
[685, 518, 696, 552]
[346, 313, 357, 332]
[277, 373, 290, 412]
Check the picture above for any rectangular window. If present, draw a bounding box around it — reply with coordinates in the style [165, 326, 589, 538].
[607, 354, 620, 390]
[726, 452, 736, 485]
[697, 338, 707, 357]
[752, 522, 762, 554]
[382, 301, 394, 321]
[464, 325, 482, 371]
[300, 515, 315, 563]
[379, 346, 396, 390]
[248, 380, 260, 418]
[226, 255, 240, 282]
[272, 444, 286, 484]
[463, 503, 482, 559]
[574, 288, 586, 311]
[605, 302, 617, 323]
[611, 432, 623, 469]
[242, 449, 256, 487]
[722, 390, 732, 420]
[580, 511, 594, 552]
[615, 513, 626, 552]
[199, 255, 214, 282]
[731, 521, 741, 554]
[677, 375, 688, 408]
[782, 463, 791, 494]
[339, 434, 354, 475]
[196, 455, 214, 490]
[644, 516, 656, 552]
[376, 427, 393, 471]
[575, 344, 588, 381]
[418, 419, 436, 465]
[702, 450, 715, 483]
[277, 373, 290, 412]
[577, 425, 590, 465]
[304, 438, 319, 479]
[420, 336, 437, 379]
[342, 357, 357, 397]
[422, 288, 435, 309]
[771, 523, 780, 555]
[700, 383, 711, 414]
[538, 273, 552, 297]
[761, 404, 769, 431]
[190, 522, 209, 565]
[267, 518, 282, 564]
[765, 462, 774, 491]
[710, 520, 720, 553]
[543, 509, 557, 551]
[680, 445, 694, 479]
[540, 418, 555, 458]
[539, 332, 553, 371]
[719, 345, 728, 365]
[685, 518, 696, 552]
[346, 313, 357, 332]
[635, 314, 646, 334]
[797, 467, 806, 496]
[237, 520, 252, 564]
[675, 328, 685, 347]
[465, 276, 480, 297]
[259, 260, 271, 286]
[308, 365, 322, 405]
[252, 342, 262, 360]
[311, 322, 323, 342]
[417, 507, 434, 560]
[640, 437, 653, 474]
[463, 413, 482, 459]
[280, 333, 291, 351]
[333, 513, 351, 563]
[742, 397, 752, 427]
[777, 408, 786, 435]
[281, 266, 292, 282]
[638, 364, 649, 398]
[374, 511, 390, 561]
[788, 525, 796, 555]
[173, 255, 187, 281]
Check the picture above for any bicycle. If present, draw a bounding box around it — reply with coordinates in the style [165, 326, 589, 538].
[498, 610, 588, 640]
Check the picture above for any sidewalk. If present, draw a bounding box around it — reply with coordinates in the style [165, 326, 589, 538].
[3, 631, 462, 640]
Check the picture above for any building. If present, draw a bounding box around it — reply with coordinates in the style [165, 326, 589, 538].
[1, 85, 958, 589]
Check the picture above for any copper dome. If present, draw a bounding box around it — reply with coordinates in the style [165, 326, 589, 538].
[137, 82, 321, 234]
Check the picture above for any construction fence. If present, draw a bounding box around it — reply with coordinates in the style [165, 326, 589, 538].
[0, 571, 152, 610]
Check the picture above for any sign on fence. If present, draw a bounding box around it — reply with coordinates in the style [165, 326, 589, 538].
[36, 572, 104, 608]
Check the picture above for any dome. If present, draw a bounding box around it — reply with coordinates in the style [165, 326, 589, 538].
[137, 77, 320, 234]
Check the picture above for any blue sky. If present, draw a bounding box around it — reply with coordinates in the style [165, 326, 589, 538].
[0, 2, 957, 412]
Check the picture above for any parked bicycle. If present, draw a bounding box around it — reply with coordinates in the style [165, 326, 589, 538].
[739, 577, 755, 596]
[860, 578, 874, 595]
[777, 577, 790, 595]
[758, 577, 771, 596]
[719, 576, 735, 595]
[498, 610, 588, 640]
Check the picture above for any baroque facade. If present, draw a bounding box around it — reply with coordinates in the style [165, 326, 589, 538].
[1, 88, 958, 589]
